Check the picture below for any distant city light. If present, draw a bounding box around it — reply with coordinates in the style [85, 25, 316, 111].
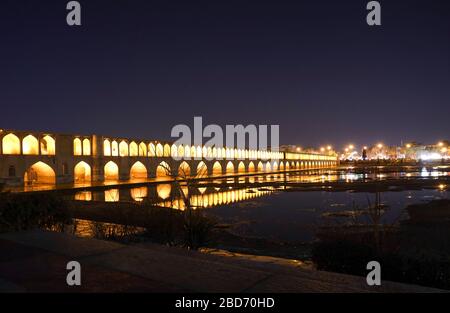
[377, 143, 383, 149]
[438, 142, 444, 147]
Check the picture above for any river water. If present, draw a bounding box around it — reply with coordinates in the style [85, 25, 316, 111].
[69, 166, 449, 242]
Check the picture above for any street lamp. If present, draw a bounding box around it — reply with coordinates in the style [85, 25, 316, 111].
[377, 143, 383, 149]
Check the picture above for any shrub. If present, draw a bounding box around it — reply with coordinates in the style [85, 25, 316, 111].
[0, 192, 72, 233]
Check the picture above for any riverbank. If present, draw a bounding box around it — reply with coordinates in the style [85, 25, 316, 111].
[0, 230, 442, 292]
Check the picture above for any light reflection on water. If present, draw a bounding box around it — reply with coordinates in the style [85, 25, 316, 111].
[70, 167, 450, 242]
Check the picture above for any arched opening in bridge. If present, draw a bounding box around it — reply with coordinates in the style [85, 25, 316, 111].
[248, 162, 255, 172]
[238, 162, 245, 173]
[129, 142, 138, 157]
[130, 161, 147, 179]
[111, 141, 119, 156]
[73, 138, 82, 156]
[272, 162, 278, 172]
[74, 161, 91, 183]
[139, 142, 147, 156]
[296, 161, 300, 169]
[156, 161, 171, 178]
[119, 141, 128, 157]
[265, 162, 271, 172]
[286, 162, 290, 171]
[163, 144, 171, 157]
[40, 135, 55, 155]
[184, 145, 191, 158]
[257, 161, 263, 172]
[103, 139, 111, 156]
[22, 135, 39, 155]
[148, 143, 156, 157]
[171, 144, 178, 158]
[104, 161, 119, 181]
[156, 143, 163, 157]
[24, 161, 56, 185]
[178, 161, 191, 178]
[226, 161, 234, 174]
[178, 145, 185, 158]
[2, 133, 20, 155]
[212, 162, 222, 175]
[197, 161, 208, 177]
[83, 139, 91, 156]
[279, 162, 284, 171]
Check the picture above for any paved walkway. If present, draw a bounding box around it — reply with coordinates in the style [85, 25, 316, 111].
[0, 230, 443, 293]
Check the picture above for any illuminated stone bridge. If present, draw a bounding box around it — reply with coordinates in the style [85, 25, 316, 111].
[0, 129, 338, 188]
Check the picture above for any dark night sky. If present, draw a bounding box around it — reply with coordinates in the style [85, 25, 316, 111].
[0, 0, 449, 149]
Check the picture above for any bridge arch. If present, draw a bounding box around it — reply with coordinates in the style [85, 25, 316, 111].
[119, 141, 128, 157]
[83, 138, 91, 156]
[257, 161, 264, 172]
[24, 161, 56, 185]
[178, 161, 191, 177]
[22, 135, 39, 155]
[155, 143, 163, 157]
[104, 161, 119, 181]
[226, 161, 234, 174]
[212, 161, 222, 175]
[129, 141, 138, 157]
[148, 143, 156, 157]
[248, 161, 255, 172]
[156, 161, 171, 178]
[73, 138, 82, 156]
[139, 142, 147, 156]
[74, 161, 92, 182]
[40, 135, 55, 155]
[2, 133, 20, 155]
[130, 161, 147, 179]
[238, 161, 245, 173]
[272, 161, 278, 171]
[163, 144, 171, 157]
[111, 140, 119, 156]
[103, 139, 111, 156]
[197, 161, 208, 177]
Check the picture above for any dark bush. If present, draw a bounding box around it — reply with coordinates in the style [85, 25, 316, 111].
[0, 192, 72, 233]
[183, 210, 217, 250]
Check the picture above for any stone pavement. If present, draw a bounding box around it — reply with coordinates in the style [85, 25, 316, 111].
[0, 230, 443, 293]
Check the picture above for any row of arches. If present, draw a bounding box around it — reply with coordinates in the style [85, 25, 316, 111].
[1, 133, 55, 156]
[102, 139, 284, 160]
[14, 159, 337, 186]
